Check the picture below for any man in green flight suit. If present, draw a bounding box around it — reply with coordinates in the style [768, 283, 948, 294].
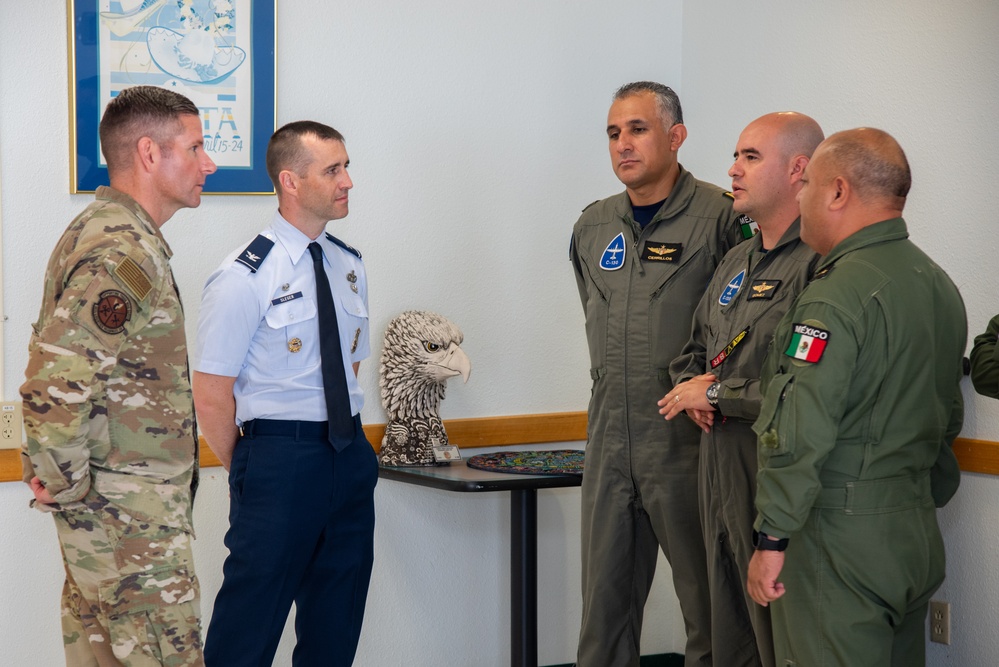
[663, 111, 824, 667]
[570, 81, 743, 667]
[969, 314, 999, 398]
[747, 128, 966, 666]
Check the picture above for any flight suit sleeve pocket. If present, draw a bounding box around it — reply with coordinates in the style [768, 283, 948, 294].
[99, 565, 202, 662]
[752, 373, 796, 461]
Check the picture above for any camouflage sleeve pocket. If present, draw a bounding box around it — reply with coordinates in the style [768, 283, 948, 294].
[752, 372, 796, 462]
[99, 564, 203, 663]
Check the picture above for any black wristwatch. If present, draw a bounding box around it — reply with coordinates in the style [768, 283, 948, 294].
[753, 530, 789, 552]
[705, 381, 721, 407]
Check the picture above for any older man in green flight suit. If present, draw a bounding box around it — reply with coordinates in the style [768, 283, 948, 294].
[747, 128, 966, 666]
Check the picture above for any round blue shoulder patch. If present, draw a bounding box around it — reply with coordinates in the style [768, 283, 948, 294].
[719, 269, 746, 306]
[600, 232, 626, 271]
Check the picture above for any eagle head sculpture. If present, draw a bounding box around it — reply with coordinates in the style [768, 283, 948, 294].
[378, 310, 471, 466]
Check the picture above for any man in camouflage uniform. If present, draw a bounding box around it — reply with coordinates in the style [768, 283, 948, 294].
[20, 86, 216, 666]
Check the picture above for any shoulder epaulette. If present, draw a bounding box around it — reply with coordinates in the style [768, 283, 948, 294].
[234, 235, 275, 273]
[325, 232, 362, 259]
[581, 200, 600, 213]
[811, 264, 835, 282]
[723, 191, 735, 199]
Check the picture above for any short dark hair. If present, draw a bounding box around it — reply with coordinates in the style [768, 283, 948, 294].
[614, 81, 684, 128]
[99, 86, 200, 173]
[266, 121, 346, 191]
[825, 128, 912, 201]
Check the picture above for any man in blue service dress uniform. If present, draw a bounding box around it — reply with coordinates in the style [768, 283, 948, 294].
[193, 121, 377, 666]
[570, 82, 744, 667]
[747, 128, 966, 666]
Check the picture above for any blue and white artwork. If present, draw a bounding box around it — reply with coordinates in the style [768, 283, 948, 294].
[97, 0, 251, 169]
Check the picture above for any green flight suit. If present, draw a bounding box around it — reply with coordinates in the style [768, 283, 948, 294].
[752, 218, 965, 667]
[670, 219, 818, 667]
[969, 313, 999, 398]
[571, 166, 742, 667]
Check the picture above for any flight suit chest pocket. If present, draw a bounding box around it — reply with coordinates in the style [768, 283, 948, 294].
[753, 372, 796, 462]
[264, 297, 318, 368]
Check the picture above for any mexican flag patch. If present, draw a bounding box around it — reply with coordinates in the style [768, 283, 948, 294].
[785, 323, 830, 363]
[739, 215, 760, 239]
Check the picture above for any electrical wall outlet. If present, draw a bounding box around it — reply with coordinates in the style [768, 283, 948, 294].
[0, 402, 22, 450]
[930, 599, 951, 645]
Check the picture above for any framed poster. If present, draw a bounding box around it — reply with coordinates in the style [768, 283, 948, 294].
[69, 0, 276, 194]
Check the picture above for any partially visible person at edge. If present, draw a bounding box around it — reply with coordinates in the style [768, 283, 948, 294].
[570, 81, 745, 667]
[662, 112, 824, 667]
[746, 128, 966, 666]
[969, 314, 999, 398]
[193, 121, 377, 666]
[20, 85, 215, 666]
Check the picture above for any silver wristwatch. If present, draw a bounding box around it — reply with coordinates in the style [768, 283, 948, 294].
[706, 381, 721, 407]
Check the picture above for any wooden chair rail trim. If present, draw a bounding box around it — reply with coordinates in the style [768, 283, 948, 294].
[2, 413, 998, 480]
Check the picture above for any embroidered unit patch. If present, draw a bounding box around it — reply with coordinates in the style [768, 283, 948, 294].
[600, 232, 626, 270]
[93, 289, 132, 334]
[719, 269, 746, 306]
[785, 323, 830, 362]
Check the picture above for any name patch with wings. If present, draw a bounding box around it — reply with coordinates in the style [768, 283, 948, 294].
[748, 279, 782, 300]
[641, 241, 682, 263]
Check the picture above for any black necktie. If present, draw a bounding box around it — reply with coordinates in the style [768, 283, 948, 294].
[308, 242, 355, 450]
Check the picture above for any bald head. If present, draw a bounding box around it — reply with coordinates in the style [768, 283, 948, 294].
[758, 112, 825, 163]
[729, 112, 823, 243]
[816, 128, 911, 206]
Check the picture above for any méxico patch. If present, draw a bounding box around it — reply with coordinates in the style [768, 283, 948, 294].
[748, 279, 782, 300]
[93, 289, 132, 335]
[642, 241, 682, 263]
[739, 215, 760, 239]
[785, 323, 830, 363]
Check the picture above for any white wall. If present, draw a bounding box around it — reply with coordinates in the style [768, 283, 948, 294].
[5, 1, 997, 665]
[679, 1, 999, 664]
[0, 1, 687, 665]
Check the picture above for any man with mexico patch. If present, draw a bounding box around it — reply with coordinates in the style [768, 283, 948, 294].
[569, 81, 743, 666]
[746, 129, 966, 667]
[20, 86, 214, 666]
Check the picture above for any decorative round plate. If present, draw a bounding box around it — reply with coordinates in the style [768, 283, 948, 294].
[466, 450, 584, 476]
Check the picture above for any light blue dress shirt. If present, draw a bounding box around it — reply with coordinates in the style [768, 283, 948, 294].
[194, 212, 369, 425]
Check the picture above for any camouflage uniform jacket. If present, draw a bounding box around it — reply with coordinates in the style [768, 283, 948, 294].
[20, 186, 197, 531]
